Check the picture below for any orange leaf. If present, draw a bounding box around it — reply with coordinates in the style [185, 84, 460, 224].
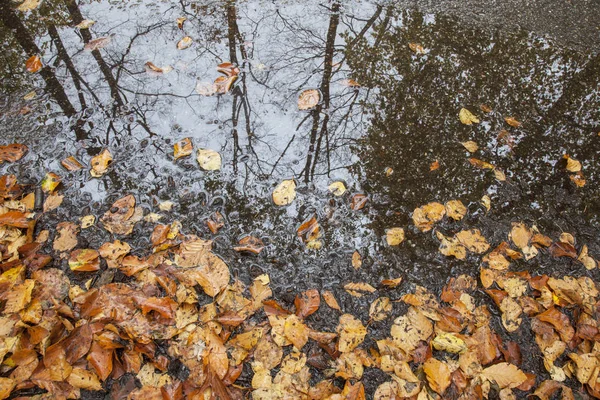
[25, 55, 42, 73]
[294, 289, 320, 319]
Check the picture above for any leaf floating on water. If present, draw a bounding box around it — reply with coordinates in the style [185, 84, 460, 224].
[340, 79, 360, 87]
[90, 149, 112, 177]
[504, 117, 522, 127]
[196, 149, 221, 171]
[429, 160, 440, 171]
[195, 81, 217, 96]
[570, 172, 586, 187]
[459, 108, 480, 125]
[350, 193, 368, 211]
[297, 215, 321, 245]
[481, 195, 491, 211]
[461, 141, 478, 153]
[75, 19, 96, 29]
[386, 228, 405, 246]
[17, 0, 41, 11]
[61, 156, 83, 171]
[469, 158, 495, 170]
[84, 36, 112, 51]
[563, 154, 581, 172]
[41, 172, 61, 193]
[213, 75, 237, 94]
[158, 201, 173, 211]
[176, 36, 193, 50]
[272, 179, 296, 206]
[0, 144, 28, 163]
[234, 236, 265, 254]
[25, 55, 42, 73]
[298, 89, 320, 110]
[494, 168, 507, 181]
[176, 17, 186, 30]
[216, 62, 240, 77]
[328, 181, 346, 196]
[145, 62, 172, 74]
[173, 138, 192, 160]
[43, 194, 63, 212]
[23, 90, 36, 100]
[408, 43, 426, 54]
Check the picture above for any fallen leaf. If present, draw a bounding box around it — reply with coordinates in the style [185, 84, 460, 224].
[25, 55, 42, 73]
[322, 290, 341, 311]
[578, 245, 596, 270]
[386, 228, 405, 246]
[549, 242, 577, 259]
[436, 231, 466, 260]
[41, 172, 61, 193]
[90, 149, 112, 177]
[481, 195, 491, 211]
[459, 108, 480, 125]
[570, 172, 586, 187]
[494, 169, 506, 181]
[562, 154, 581, 173]
[480, 104, 492, 113]
[43, 194, 63, 212]
[461, 141, 478, 152]
[369, 297, 392, 321]
[480, 363, 527, 389]
[297, 215, 320, 244]
[352, 251, 362, 269]
[413, 202, 445, 232]
[385, 167, 393, 176]
[469, 158, 495, 170]
[445, 200, 467, 220]
[381, 277, 402, 288]
[174, 138, 193, 160]
[328, 181, 346, 196]
[53, 222, 79, 252]
[75, 19, 96, 29]
[61, 156, 83, 171]
[504, 117, 521, 127]
[272, 179, 296, 206]
[196, 149, 221, 170]
[84, 36, 112, 51]
[176, 36, 193, 50]
[298, 89, 320, 110]
[144, 62, 172, 74]
[432, 332, 466, 353]
[284, 314, 309, 349]
[17, 0, 41, 11]
[430, 160, 440, 171]
[456, 229, 490, 254]
[294, 289, 320, 319]
[80, 215, 96, 229]
[176, 17, 186, 29]
[350, 194, 368, 211]
[213, 75, 237, 94]
[234, 236, 264, 254]
[408, 43, 425, 54]
[68, 249, 100, 272]
[0, 144, 28, 163]
[344, 282, 376, 297]
[340, 79, 360, 87]
[391, 307, 433, 353]
[337, 314, 367, 353]
[423, 358, 451, 394]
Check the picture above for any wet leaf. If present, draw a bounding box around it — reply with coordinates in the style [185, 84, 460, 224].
[423, 358, 451, 395]
[294, 289, 320, 319]
[456, 229, 490, 254]
[284, 314, 309, 349]
[461, 141, 478, 152]
[101, 194, 141, 235]
[432, 332, 466, 353]
[25, 55, 42, 73]
[84, 36, 112, 51]
[549, 241, 577, 259]
[537, 307, 574, 343]
[80, 215, 95, 229]
[90, 149, 112, 177]
[23, 90, 36, 100]
[480, 104, 492, 113]
[351, 251, 362, 270]
[322, 290, 341, 311]
[53, 222, 79, 252]
[213, 75, 237, 94]
[17, 0, 41, 11]
[67, 368, 102, 391]
[297, 216, 320, 244]
[391, 307, 433, 353]
[504, 117, 521, 127]
[196, 148, 221, 170]
[381, 277, 402, 288]
[578, 245, 596, 270]
[436, 231, 466, 260]
[144, 62, 172, 74]
[445, 199, 467, 220]
[0, 144, 28, 163]
[176, 17, 186, 29]
[337, 314, 367, 353]
[369, 297, 392, 321]
[328, 181, 346, 196]
[344, 282, 376, 297]
[234, 236, 264, 254]
[272, 179, 296, 206]
[429, 160, 440, 171]
[176, 36, 193, 49]
[563, 154, 581, 172]
[41, 172, 61, 193]
[459, 108, 480, 125]
[413, 202, 445, 232]
[384, 167, 393, 176]
[386, 227, 405, 246]
[43, 193, 63, 212]
[75, 19, 96, 29]
[350, 193, 368, 210]
[61, 156, 83, 171]
[469, 157, 495, 170]
[494, 168, 507, 181]
[298, 89, 320, 110]
[408, 43, 425, 54]
[68, 249, 100, 272]
[569, 172, 586, 187]
[481, 195, 491, 211]
[480, 363, 527, 389]
[173, 138, 192, 160]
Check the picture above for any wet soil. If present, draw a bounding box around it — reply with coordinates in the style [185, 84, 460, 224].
[1, 0, 599, 398]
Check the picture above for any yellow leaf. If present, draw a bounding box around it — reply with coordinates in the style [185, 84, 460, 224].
[432, 332, 467, 353]
[481, 195, 491, 211]
[41, 172, 61, 193]
[504, 117, 522, 127]
[196, 148, 221, 170]
[343, 282, 376, 297]
[480, 362, 527, 389]
[494, 168, 506, 181]
[90, 149, 112, 177]
[322, 290, 341, 311]
[461, 141, 478, 152]
[17, 0, 41, 11]
[412, 202, 445, 232]
[75, 19, 96, 29]
[272, 179, 296, 206]
[391, 307, 433, 353]
[408, 43, 426, 54]
[328, 181, 346, 196]
[80, 215, 96, 229]
[445, 200, 467, 221]
[176, 36, 193, 50]
[459, 108, 480, 125]
[351, 251, 362, 269]
[369, 297, 392, 322]
[423, 358, 451, 395]
[455, 229, 490, 254]
[67, 368, 102, 391]
[284, 314, 309, 349]
[436, 231, 466, 260]
[386, 227, 405, 246]
[337, 314, 367, 353]
[298, 89, 320, 110]
[176, 17, 186, 29]
[469, 158, 495, 170]
[563, 154, 581, 172]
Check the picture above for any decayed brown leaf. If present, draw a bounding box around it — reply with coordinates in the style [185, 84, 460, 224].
[297, 215, 321, 248]
[408, 43, 425, 54]
[350, 193, 368, 211]
[369, 297, 392, 321]
[381, 277, 402, 288]
[295, 289, 320, 319]
[234, 236, 264, 254]
[68, 249, 100, 272]
[298, 89, 321, 110]
[0, 144, 28, 163]
[100, 194, 142, 235]
[469, 157, 495, 170]
[61, 156, 83, 171]
[90, 149, 112, 177]
[429, 160, 440, 171]
[53, 222, 79, 252]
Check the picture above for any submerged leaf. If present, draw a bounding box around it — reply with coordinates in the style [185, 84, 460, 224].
[459, 108, 480, 125]
[0, 144, 28, 163]
[176, 36, 193, 49]
[273, 179, 296, 206]
[90, 149, 112, 177]
[25, 55, 42, 73]
[196, 149, 221, 171]
[386, 228, 405, 246]
[174, 138, 193, 160]
[298, 89, 320, 110]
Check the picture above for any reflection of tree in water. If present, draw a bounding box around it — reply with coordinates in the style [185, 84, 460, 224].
[345, 8, 599, 227]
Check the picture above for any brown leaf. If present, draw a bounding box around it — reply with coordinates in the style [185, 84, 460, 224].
[283, 314, 309, 349]
[0, 144, 28, 163]
[233, 236, 264, 254]
[344, 282, 376, 297]
[322, 290, 341, 311]
[537, 307, 575, 343]
[0, 210, 31, 228]
[350, 193, 368, 211]
[430, 160, 440, 171]
[549, 242, 577, 259]
[297, 215, 320, 244]
[381, 277, 403, 288]
[87, 342, 113, 381]
[173, 138, 193, 160]
[84, 36, 112, 51]
[469, 158, 495, 170]
[423, 358, 451, 395]
[53, 222, 79, 252]
[480, 362, 527, 389]
[504, 117, 521, 127]
[25, 55, 42, 73]
[294, 289, 320, 319]
[68, 249, 100, 272]
[337, 314, 367, 353]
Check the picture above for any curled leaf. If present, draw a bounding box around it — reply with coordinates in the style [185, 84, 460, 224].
[298, 89, 320, 110]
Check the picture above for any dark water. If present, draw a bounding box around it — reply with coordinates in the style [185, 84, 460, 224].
[1, 0, 600, 395]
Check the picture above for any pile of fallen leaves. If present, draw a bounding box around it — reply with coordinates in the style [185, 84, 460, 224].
[1, 138, 600, 400]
